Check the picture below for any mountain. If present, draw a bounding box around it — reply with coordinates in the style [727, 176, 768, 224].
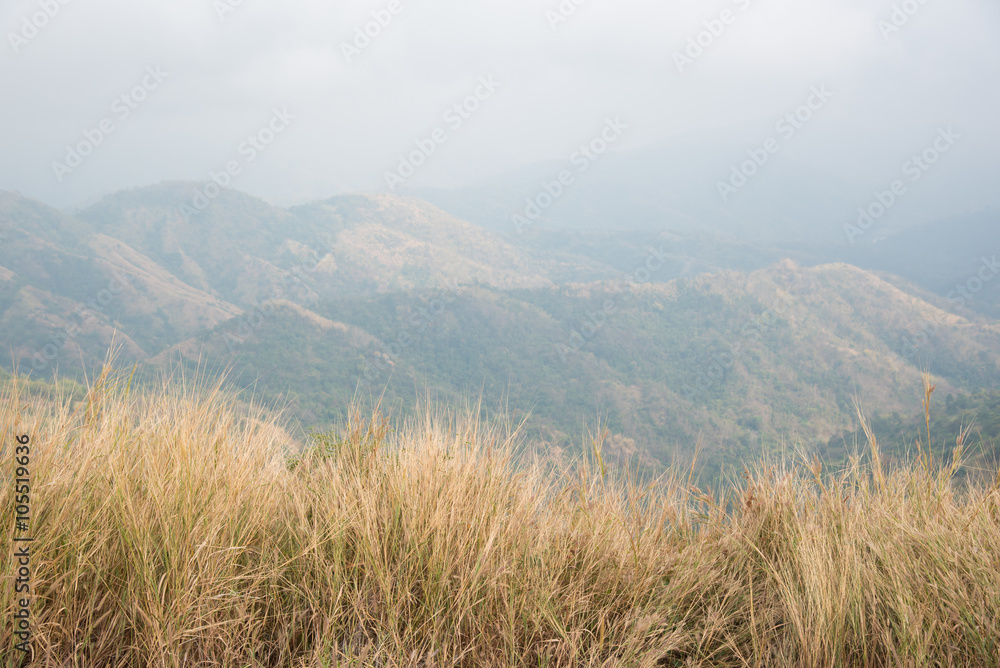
[831, 211, 1000, 318]
[162, 259, 1000, 481]
[0, 190, 240, 366]
[75, 184, 617, 301]
[2, 185, 999, 482]
[285, 195, 615, 291]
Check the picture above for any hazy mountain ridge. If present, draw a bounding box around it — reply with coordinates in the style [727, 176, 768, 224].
[835, 212, 1000, 318]
[2, 185, 998, 480]
[287, 194, 616, 293]
[158, 261, 1000, 479]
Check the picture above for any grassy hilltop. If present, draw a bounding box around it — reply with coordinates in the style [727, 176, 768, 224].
[1, 368, 998, 667]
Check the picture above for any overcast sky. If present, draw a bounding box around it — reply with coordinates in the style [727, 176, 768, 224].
[2, 0, 998, 211]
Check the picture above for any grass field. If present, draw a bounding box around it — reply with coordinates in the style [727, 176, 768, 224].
[1, 367, 998, 667]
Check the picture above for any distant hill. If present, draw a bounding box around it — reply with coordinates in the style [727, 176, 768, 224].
[832, 211, 1000, 319]
[2, 185, 998, 481]
[0, 190, 240, 365]
[77, 184, 615, 302]
[161, 259, 1000, 481]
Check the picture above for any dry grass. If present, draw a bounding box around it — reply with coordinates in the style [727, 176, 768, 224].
[1, 367, 998, 667]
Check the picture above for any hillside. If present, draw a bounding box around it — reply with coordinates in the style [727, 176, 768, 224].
[3, 186, 999, 480]
[162, 260, 1000, 480]
[835, 211, 1000, 319]
[822, 388, 1000, 476]
[0, 191, 241, 365]
[77, 184, 614, 303]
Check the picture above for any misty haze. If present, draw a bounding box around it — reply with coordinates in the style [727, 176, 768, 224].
[1, 1, 999, 666]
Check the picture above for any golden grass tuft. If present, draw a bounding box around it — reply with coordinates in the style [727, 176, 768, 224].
[1, 367, 998, 667]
